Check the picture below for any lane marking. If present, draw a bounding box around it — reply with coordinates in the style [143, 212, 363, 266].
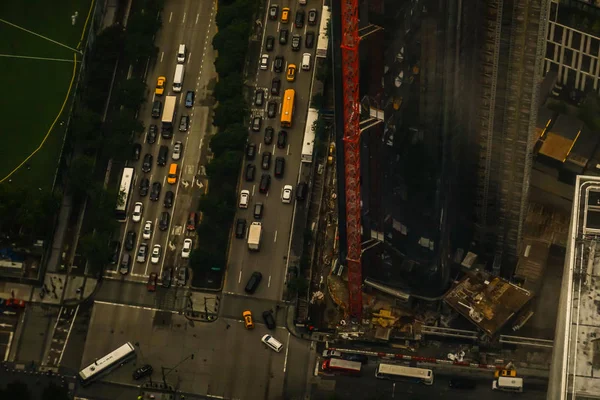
[238, 270, 242, 284]
[95, 301, 180, 313]
[283, 332, 291, 372]
[169, 12, 173, 23]
[268, 275, 272, 287]
[274, 230, 278, 242]
[196, 13, 200, 24]
[160, 52, 164, 63]
[182, 12, 187, 24]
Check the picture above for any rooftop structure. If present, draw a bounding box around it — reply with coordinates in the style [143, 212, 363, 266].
[444, 271, 533, 336]
[549, 175, 600, 399]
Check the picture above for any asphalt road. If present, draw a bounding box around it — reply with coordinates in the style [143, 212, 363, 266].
[106, 0, 217, 288]
[223, 0, 318, 301]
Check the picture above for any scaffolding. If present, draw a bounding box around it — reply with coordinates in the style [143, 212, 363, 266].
[475, 0, 550, 273]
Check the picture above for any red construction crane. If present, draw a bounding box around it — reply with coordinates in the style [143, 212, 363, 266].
[340, 0, 362, 318]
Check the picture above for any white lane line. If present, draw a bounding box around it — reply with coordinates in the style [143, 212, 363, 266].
[169, 12, 173, 23]
[283, 331, 291, 372]
[95, 301, 181, 313]
[160, 52, 164, 63]
[252, 185, 256, 196]
[272, 143, 276, 153]
[238, 270, 243, 283]
[57, 305, 79, 365]
[258, 143, 262, 153]
[182, 12, 187, 24]
[274, 230, 278, 242]
[268, 275, 272, 287]
[198, 138, 203, 150]
[196, 13, 200, 24]
[287, 144, 290, 155]
[188, 53, 192, 64]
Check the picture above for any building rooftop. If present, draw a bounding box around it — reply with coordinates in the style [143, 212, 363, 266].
[549, 175, 600, 400]
[539, 114, 582, 162]
[443, 271, 533, 336]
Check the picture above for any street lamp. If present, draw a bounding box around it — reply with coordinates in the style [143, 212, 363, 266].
[161, 353, 195, 390]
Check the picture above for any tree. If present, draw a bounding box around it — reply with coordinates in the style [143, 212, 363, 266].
[78, 232, 111, 276]
[124, 32, 158, 62]
[198, 194, 235, 224]
[86, 184, 118, 236]
[2, 380, 31, 400]
[205, 150, 243, 184]
[42, 381, 69, 400]
[215, 0, 255, 28]
[212, 98, 247, 128]
[71, 107, 102, 149]
[311, 93, 324, 110]
[288, 277, 309, 295]
[209, 123, 247, 157]
[213, 73, 243, 102]
[68, 156, 95, 201]
[119, 78, 147, 110]
[93, 25, 125, 63]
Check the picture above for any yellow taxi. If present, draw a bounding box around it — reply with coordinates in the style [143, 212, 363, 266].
[286, 64, 297, 82]
[281, 7, 290, 23]
[243, 310, 254, 329]
[155, 76, 166, 95]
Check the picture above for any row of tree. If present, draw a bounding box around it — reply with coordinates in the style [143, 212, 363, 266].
[71, 0, 163, 274]
[1, 380, 68, 400]
[189, 0, 258, 286]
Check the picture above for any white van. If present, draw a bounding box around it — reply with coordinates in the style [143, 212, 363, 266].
[173, 64, 185, 92]
[261, 334, 283, 352]
[177, 44, 186, 63]
[492, 377, 523, 392]
[301, 53, 311, 71]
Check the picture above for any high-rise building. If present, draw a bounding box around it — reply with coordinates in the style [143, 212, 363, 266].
[333, 0, 550, 297]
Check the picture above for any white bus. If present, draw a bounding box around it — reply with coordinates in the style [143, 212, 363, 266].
[115, 167, 135, 221]
[173, 64, 185, 92]
[316, 7, 330, 58]
[493, 377, 523, 392]
[375, 363, 434, 385]
[78, 342, 136, 386]
[302, 108, 318, 163]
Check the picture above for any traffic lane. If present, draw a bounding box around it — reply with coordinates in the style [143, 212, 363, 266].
[283, 335, 314, 398]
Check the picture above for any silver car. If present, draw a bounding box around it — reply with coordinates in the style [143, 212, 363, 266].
[177, 267, 187, 286]
[137, 243, 148, 263]
[172, 141, 183, 160]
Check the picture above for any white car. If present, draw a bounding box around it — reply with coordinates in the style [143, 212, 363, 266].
[322, 350, 343, 358]
[181, 238, 192, 258]
[137, 243, 147, 263]
[143, 221, 153, 239]
[239, 189, 250, 209]
[281, 185, 293, 203]
[260, 54, 269, 70]
[172, 141, 183, 160]
[132, 202, 143, 222]
[151, 245, 162, 264]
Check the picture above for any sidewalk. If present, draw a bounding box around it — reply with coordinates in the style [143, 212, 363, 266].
[183, 291, 220, 322]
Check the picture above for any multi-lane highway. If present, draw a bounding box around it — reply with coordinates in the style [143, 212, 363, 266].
[106, 0, 216, 288]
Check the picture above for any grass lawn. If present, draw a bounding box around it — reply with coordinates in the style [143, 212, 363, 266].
[0, 0, 93, 189]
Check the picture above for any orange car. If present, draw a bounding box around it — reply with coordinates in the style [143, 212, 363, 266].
[243, 310, 254, 329]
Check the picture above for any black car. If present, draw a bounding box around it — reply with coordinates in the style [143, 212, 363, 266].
[246, 143, 256, 159]
[253, 202, 263, 219]
[139, 178, 150, 196]
[259, 173, 271, 193]
[185, 90, 195, 108]
[274, 56, 284, 73]
[125, 231, 136, 251]
[265, 35, 275, 51]
[245, 271, 262, 293]
[274, 157, 285, 177]
[261, 151, 272, 170]
[296, 181, 307, 200]
[150, 182, 161, 201]
[235, 218, 247, 238]
[264, 127, 274, 144]
[142, 153, 153, 173]
[305, 31, 315, 48]
[268, 4, 278, 20]
[163, 190, 174, 208]
[308, 9, 318, 25]
[343, 354, 369, 364]
[157, 145, 168, 166]
[448, 378, 476, 389]
[295, 10, 305, 28]
[255, 89, 265, 106]
[291, 34, 301, 51]
[267, 101, 277, 118]
[161, 268, 173, 288]
[132, 143, 142, 160]
[133, 364, 153, 380]
[277, 130, 287, 148]
[252, 116, 262, 132]
[179, 115, 189, 132]
[161, 124, 172, 139]
[279, 29, 289, 44]
[245, 164, 256, 181]
[262, 310, 276, 329]
[108, 240, 120, 264]
[147, 124, 158, 144]
[159, 211, 170, 231]
[151, 100, 162, 118]
[271, 77, 281, 95]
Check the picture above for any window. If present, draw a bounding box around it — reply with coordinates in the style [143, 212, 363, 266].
[581, 54, 591, 73]
[546, 42, 556, 61]
[571, 31, 582, 50]
[554, 26, 564, 43]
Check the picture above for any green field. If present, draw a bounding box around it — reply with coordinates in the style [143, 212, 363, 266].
[0, 0, 93, 189]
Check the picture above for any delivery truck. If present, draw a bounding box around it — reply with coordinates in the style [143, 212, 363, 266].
[247, 222, 262, 251]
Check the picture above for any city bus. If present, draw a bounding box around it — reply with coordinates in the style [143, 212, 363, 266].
[280, 89, 295, 128]
[375, 363, 434, 385]
[302, 108, 318, 163]
[78, 342, 136, 386]
[115, 167, 135, 221]
[322, 358, 362, 375]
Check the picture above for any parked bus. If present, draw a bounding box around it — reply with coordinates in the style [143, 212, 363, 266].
[115, 167, 135, 221]
[492, 377, 523, 392]
[280, 89, 295, 128]
[78, 342, 136, 386]
[302, 108, 318, 163]
[375, 363, 434, 385]
[316, 6, 331, 58]
[322, 358, 361, 375]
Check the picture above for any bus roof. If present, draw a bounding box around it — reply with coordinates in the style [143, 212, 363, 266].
[377, 363, 432, 378]
[301, 108, 318, 163]
[116, 167, 135, 212]
[317, 7, 330, 58]
[79, 342, 135, 380]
